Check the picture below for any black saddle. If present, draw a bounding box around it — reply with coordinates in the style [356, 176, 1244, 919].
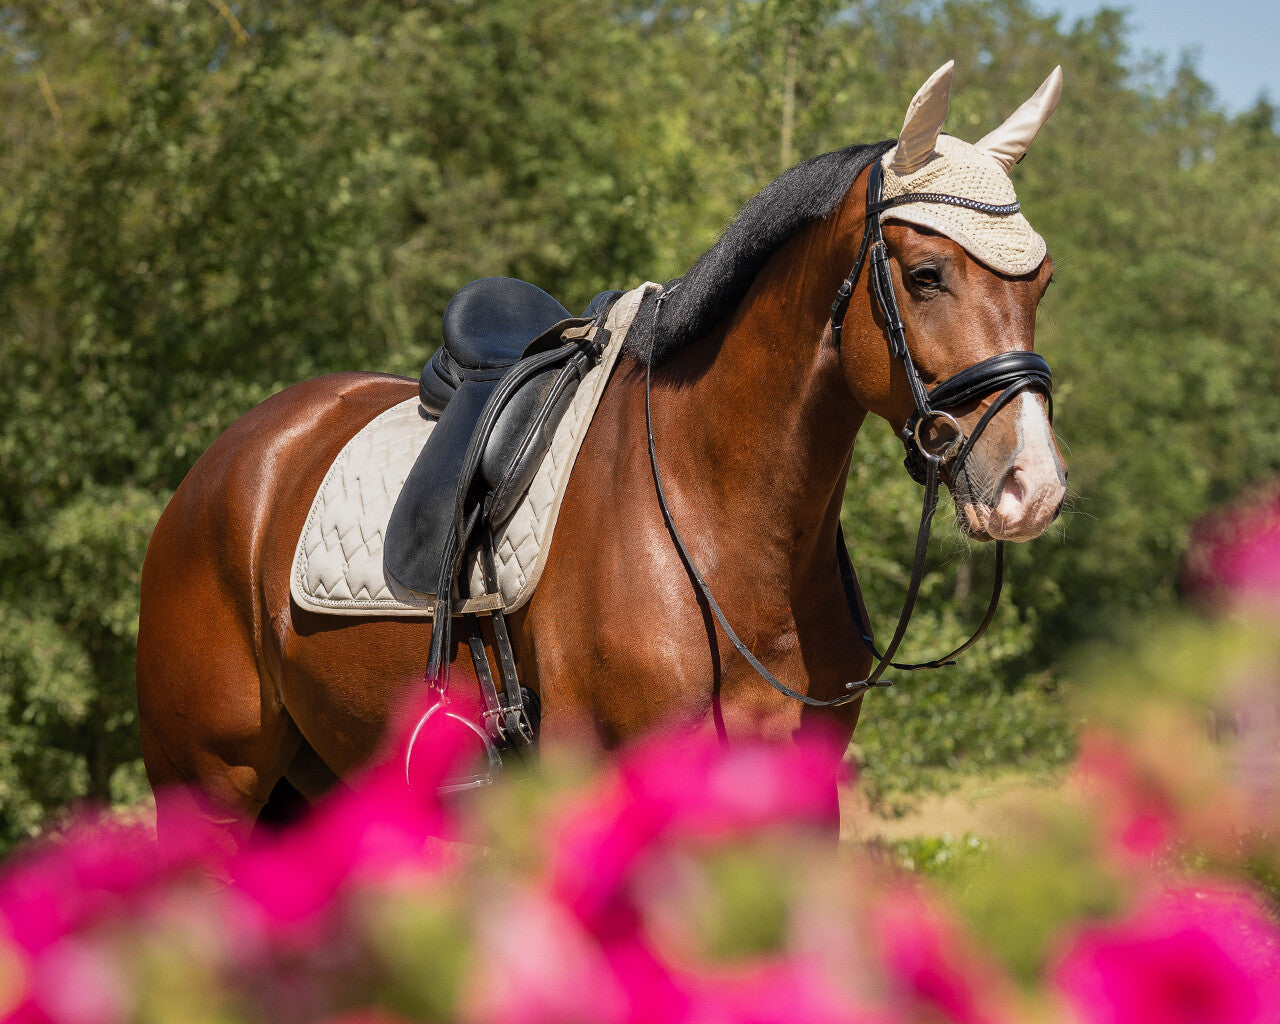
[419, 279, 623, 415]
[383, 277, 622, 763]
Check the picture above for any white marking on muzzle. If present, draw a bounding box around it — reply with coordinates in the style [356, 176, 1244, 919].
[989, 394, 1063, 539]
[962, 393, 1063, 541]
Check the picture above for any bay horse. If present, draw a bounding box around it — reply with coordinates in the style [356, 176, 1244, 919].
[137, 63, 1067, 850]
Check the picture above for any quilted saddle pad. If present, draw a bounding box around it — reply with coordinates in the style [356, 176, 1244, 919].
[290, 282, 655, 617]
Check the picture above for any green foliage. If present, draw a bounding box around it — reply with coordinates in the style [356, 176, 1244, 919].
[1, 0, 1278, 842]
[0, 609, 92, 840]
[885, 832, 989, 881]
[943, 812, 1126, 986]
[0, 485, 162, 843]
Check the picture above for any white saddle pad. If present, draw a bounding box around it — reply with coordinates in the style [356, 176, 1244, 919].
[290, 283, 654, 617]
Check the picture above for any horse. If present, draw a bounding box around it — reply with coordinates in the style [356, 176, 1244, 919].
[136, 62, 1068, 852]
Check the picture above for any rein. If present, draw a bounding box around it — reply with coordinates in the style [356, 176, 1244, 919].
[645, 158, 1054, 708]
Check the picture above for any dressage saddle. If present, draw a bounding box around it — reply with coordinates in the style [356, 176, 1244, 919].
[384, 276, 622, 761]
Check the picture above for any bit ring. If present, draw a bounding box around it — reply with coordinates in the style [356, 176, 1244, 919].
[913, 410, 965, 463]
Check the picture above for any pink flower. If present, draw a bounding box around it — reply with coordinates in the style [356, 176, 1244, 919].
[691, 958, 886, 1024]
[468, 886, 629, 1024]
[873, 884, 1015, 1024]
[619, 729, 846, 839]
[550, 731, 846, 936]
[0, 801, 221, 958]
[1054, 884, 1280, 1024]
[543, 731, 852, 1024]
[597, 931, 693, 1024]
[229, 685, 478, 932]
[1182, 486, 1280, 610]
[230, 754, 462, 932]
[23, 936, 131, 1024]
[1074, 729, 1178, 863]
[550, 782, 663, 938]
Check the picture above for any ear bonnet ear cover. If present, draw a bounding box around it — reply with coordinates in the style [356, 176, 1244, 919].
[881, 65, 1062, 276]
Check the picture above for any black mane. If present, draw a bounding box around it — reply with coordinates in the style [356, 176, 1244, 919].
[625, 139, 894, 365]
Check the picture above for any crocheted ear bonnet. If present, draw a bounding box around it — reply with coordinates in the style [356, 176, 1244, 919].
[881, 62, 1062, 277]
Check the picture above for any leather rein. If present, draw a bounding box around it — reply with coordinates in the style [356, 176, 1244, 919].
[645, 158, 1053, 708]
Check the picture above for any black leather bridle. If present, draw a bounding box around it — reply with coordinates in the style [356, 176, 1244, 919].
[645, 157, 1055, 708]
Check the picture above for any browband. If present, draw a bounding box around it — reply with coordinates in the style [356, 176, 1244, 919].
[876, 191, 1021, 217]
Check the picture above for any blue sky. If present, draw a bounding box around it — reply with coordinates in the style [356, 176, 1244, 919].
[1034, 0, 1277, 114]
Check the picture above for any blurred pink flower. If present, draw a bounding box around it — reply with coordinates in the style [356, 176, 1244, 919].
[229, 692, 470, 932]
[1074, 729, 1177, 863]
[0, 800, 221, 958]
[1182, 485, 1280, 610]
[604, 932, 699, 1024]
[469, 886, 629, 1024]
[551, 782, 661, 938]
[544, 731, 851, 1024]
[618, 730, 846, 839]
[873, 884, 1015, 1024]
[691, 958, 886, 1024]
[551, 731, 845, 936]
[1054, 883, 1280, 1024]
[23, 936, 130, 1024]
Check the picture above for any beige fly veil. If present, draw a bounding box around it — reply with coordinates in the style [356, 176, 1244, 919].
[881, 62, 1063, 276]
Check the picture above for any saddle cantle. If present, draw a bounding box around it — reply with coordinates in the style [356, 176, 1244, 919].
[420, 276, 573, 414]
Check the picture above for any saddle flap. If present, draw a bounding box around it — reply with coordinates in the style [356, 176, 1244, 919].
[387, 341, 597, 599]
[385, 378, 497, 596]
[483, 348, 593, 523]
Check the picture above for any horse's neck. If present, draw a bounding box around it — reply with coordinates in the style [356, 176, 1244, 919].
[648, 209, 868, 586]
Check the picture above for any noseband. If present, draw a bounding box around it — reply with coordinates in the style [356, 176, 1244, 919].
[645, 157, 1055, 708]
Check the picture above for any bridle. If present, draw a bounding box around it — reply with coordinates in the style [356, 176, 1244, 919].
[645, 156, 1054, 708]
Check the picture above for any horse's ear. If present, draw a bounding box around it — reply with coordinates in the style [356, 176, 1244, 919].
[976, 66, 1063, 171]
[887, 61, 955, 175]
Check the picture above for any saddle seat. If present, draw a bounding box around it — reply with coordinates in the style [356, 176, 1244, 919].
[420, 277, 572, 415]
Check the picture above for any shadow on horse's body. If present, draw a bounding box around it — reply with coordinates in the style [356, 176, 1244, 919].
[138, 68, 1068, 850]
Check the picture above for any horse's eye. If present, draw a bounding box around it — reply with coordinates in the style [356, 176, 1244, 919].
[908, 265, 943, 291]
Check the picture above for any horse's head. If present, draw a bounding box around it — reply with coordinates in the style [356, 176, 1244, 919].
[838, 63, 1066, 542]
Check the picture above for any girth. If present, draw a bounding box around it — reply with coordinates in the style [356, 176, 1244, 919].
[645, 157, 1054, 708]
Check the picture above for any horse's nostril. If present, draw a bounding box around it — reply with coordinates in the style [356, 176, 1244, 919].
[996, 465, 1027, 515]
